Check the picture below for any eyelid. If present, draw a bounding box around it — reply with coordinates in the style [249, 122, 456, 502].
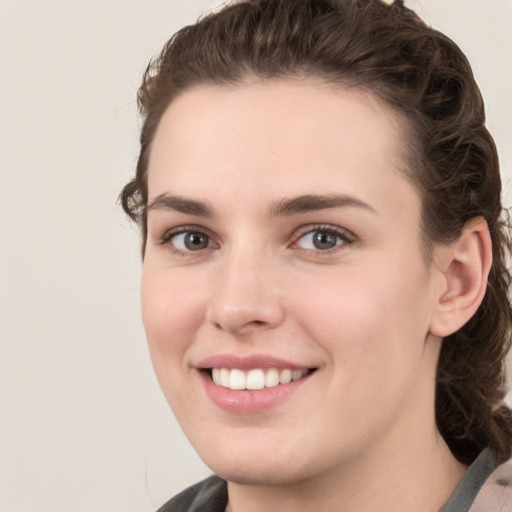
[290, 224, 356, 253]
[159, 225, 218, 254]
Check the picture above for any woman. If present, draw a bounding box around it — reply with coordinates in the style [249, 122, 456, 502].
[121, 0, 512, 510]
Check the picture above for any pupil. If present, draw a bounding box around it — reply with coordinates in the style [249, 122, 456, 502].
[185, 232, 208, 250]
[313, 231, 337, 250]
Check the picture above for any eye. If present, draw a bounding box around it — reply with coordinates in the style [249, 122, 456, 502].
[294, 227, 354, 252]
[163, 229, 214, 253]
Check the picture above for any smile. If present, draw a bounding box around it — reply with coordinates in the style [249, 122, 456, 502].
[211, 368, 310, 390]
[201, 365, 316, 414]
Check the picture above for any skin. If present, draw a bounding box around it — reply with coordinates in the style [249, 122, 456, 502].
[142, 81, 470, 512]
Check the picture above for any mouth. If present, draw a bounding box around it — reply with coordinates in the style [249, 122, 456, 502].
[197, 356, 318, 413]
[205, 367, 316, 391]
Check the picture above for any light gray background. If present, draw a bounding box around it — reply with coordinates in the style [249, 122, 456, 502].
[1, 1, 511, 511]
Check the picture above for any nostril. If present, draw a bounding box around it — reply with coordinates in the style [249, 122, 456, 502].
[235, 319, 270, 335]
[212, 318, 271, 335]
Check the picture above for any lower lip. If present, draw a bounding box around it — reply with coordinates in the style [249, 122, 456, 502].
[200, 371, 312, 414]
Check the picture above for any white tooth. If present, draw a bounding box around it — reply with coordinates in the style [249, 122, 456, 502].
[229, 369, 246, 390]
[246, 369, 265, 390]
[279, 369, 292, 384]
[265, 368, 280, 388]
[220, 368, 230, 387]
[292, 369, 304, 381]
[212, 368, 221, 385]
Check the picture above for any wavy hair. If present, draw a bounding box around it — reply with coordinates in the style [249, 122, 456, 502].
[120, 0, 512, 464]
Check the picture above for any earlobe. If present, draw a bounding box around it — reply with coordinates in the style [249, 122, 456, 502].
[429, 217, 492, 338]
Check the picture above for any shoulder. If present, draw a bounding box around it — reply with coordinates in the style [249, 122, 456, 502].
[470, 458, 512, 511]
[155, 475, 227, 512]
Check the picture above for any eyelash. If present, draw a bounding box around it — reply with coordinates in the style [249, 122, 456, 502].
[159, 225, 218, 257]
[290, 224, 356, 255]
[159, 224, 356, 257]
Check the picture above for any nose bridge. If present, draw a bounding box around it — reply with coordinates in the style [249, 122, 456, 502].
[206, 240, 284, 335]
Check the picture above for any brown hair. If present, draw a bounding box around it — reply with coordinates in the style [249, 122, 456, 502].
[120, 0, 512, 464]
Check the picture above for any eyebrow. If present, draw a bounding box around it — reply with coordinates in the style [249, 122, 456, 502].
[270, 194, 376, 216]
[147, 194, 214, 217]
[146, 193, 376, 218]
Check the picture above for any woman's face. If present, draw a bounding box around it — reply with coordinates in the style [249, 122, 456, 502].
[142, 81, 445, 485]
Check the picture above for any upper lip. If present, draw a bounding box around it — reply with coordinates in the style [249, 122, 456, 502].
[197, 353, 313, 371]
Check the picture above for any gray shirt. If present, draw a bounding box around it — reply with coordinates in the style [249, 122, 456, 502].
[440, 449, 497, 512]
[157, 449, 503, 512]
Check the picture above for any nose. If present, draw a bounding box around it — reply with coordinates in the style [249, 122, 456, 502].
[205, 248, 285, 336]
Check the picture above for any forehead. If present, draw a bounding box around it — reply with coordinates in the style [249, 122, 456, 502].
[147, 80, 419, 218]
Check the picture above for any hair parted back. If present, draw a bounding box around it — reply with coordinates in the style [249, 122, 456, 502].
[121, 0, 512, 464]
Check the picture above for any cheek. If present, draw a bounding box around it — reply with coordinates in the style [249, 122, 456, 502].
[290, 260, 432, 379]
[293, 268, 434, 442]
[140, 267, 206, 374]
[140, 267, 214, 422]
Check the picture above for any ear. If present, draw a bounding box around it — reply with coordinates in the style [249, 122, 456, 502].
[429, 217, 492, 338]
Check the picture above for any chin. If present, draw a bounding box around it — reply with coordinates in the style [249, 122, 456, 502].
[212, 461, 311, 487]
[195, 438, 324, 487]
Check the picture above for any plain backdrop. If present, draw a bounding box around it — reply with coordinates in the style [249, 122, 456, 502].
[1, 1, 511, 511]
